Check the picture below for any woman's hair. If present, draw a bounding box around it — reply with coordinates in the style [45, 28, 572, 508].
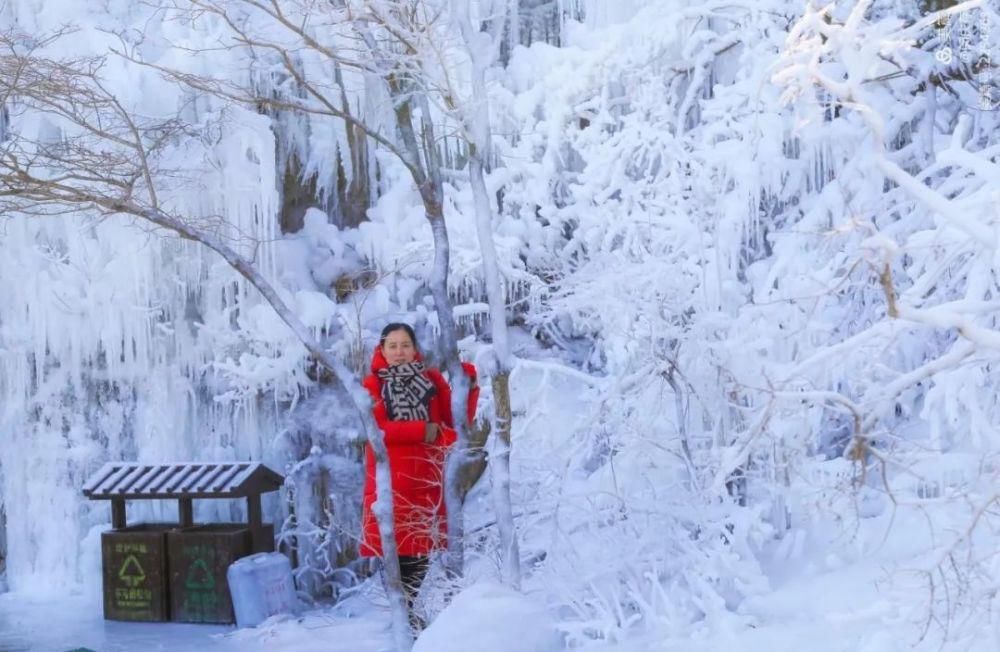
[379, 322, 418, 349]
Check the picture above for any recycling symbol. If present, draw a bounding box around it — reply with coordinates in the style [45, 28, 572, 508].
[118, 555, 146, 588]
[184, 558, 215, 590]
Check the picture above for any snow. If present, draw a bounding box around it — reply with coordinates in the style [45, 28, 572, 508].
[4, 504, 999, 651]
[2, 0, 1000, 651]
[0, 591, 392, 652]
[413, 583, 561, 652]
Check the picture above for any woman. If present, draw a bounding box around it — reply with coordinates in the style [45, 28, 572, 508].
[359, 322, 478, 626]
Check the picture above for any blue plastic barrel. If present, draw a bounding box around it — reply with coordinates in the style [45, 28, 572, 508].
[226, 552, 297, 628]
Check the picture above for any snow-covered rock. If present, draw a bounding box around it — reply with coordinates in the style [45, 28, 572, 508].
[414, 583, 563, 652]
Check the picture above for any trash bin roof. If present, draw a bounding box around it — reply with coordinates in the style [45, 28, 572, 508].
[82, 462, 284, 500]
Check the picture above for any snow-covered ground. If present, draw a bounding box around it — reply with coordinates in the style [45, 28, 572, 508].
[2, 363, 996, 651]
[4, 512, 998, 652]
[2, 2, 1000, 651]
[0, 589, 392, 652]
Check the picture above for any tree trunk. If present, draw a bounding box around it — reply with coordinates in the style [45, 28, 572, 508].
[427, 209, 476, 577]
[391, 88, 477, 578]
[490, 372, 519, 587]
[456, 0, 522, 588]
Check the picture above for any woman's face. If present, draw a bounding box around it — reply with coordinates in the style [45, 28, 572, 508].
[382, 329, 417, 366]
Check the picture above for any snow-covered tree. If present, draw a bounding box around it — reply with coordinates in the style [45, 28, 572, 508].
[0, 25, 419, 649]
[1, 0, 998, 648]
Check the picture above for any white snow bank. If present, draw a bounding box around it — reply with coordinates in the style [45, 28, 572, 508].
[415, 582, 563, 652]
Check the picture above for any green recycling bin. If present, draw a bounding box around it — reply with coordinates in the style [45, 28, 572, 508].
[167, 524, 252, 623]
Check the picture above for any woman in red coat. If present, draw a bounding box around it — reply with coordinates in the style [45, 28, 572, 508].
[360, 322, 478, 624]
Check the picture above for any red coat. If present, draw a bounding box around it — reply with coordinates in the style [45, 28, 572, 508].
[359, 348, 479, 557]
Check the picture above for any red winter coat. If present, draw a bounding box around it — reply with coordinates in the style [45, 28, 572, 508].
[359, 347, 479, 558]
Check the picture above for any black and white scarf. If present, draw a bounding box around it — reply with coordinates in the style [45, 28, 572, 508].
[377, 361, 437, 421]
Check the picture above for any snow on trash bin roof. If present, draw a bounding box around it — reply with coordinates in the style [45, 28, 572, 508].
[81, 462, 284, 499]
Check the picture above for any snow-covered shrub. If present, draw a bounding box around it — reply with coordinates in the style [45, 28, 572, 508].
[494, 0, 1000, 643]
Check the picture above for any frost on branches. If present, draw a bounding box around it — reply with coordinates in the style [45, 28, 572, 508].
[0, 0, 998, 649]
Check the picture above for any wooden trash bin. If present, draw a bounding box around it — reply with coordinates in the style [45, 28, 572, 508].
[101, 523, 176, 622]
[168, 524, 252, 624]
[83, 461, 285, 624]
